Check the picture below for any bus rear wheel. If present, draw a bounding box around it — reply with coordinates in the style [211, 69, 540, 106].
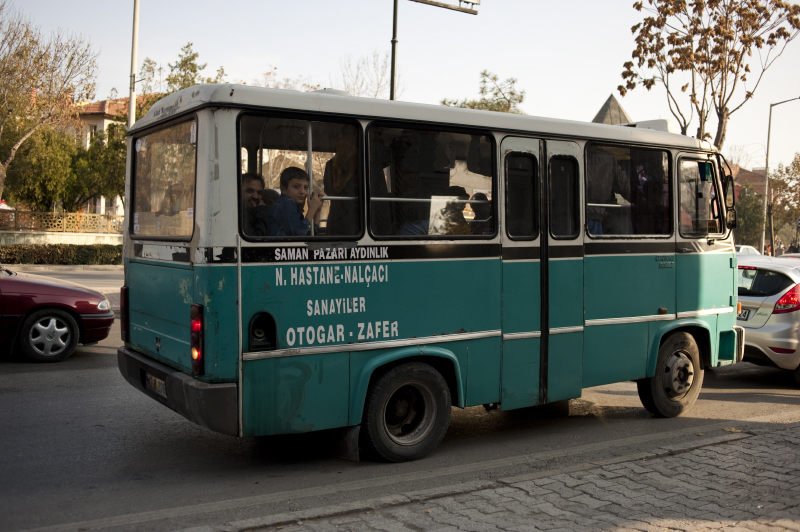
[362, 362, 451, 462]
[637, 331, 704, 418]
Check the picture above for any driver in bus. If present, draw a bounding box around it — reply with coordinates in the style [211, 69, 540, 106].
[241, 173, 274, 236]
[269, 167, 326, 236]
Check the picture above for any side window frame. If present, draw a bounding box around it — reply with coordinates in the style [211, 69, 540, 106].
[130, 113, 199, 242]
[505, 151, 539, 241]
[549, 155, 581, 240]
[365, 120, 498, 241]
[678, 154, 725, 239]
[235, 110, 366, 242]
[583, 141, 674, 240]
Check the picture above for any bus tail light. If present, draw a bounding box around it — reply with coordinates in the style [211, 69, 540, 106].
[120, 286, 130, 342]
[774, 284, 800, 314]
[190, 303, 204, 375]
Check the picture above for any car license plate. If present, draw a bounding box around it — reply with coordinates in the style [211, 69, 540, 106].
[737, 309, 750, 320]
[145, 373, 167, 399]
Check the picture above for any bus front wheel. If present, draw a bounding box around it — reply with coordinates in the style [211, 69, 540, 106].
[637, 331, 704, 417]
[362, 362, 451, 462]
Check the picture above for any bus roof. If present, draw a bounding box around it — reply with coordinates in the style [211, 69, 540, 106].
[131, 84, 713, 151]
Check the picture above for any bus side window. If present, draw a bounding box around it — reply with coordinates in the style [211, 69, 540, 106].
[585, 144, 671, 236]
[549, 157, 579, 239]
[506, 153, 538, 239]
[680, 160, 722, 236]
[368, 126, 495, 238]
[237, 115, 362, 239]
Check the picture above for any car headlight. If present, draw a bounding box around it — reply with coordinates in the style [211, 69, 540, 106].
[98, 299, 110, 311]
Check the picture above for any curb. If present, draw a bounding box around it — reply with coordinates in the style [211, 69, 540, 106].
[6, 264, 123, 271]
[192, 432, 753, 532]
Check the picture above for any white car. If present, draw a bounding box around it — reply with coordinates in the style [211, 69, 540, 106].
[735, 245, 761, 255]
[737, 256, 800, 385]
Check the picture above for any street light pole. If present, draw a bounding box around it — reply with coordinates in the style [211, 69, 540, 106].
[128, 0, 140, 130]
[759, 96, 800, 256]
[389, 0, 477, 101]
[390, 0, 398, 101]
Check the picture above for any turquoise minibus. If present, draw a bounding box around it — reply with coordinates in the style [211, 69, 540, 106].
[118, 85, 745, 461]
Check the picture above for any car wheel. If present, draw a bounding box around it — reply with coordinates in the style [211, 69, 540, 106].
[793, 365, 800, 388]
[637, 331, 704, 417]
[19, 309, 79, 363]
[362, 362, 451, 462]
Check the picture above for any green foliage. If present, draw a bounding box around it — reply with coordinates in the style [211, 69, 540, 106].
[165, 42, 225, 93]
[3, 125, 76, 211]
[68, 123, 126, 210]
[441, 70, 525, 114]
[0, 244, 122, 265]
[769, 153, 800, 246]
[732, 181, 764, 247]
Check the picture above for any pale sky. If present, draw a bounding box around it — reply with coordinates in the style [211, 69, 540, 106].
[24, 0, 800, 170]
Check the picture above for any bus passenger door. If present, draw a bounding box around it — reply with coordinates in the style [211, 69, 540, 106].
[500, 137, 543, 410]
[544, 141, 584, 403]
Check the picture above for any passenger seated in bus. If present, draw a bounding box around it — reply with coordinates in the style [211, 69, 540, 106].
[469, 193, 493, 235]
[241, 173, 272, 236]
[269, 167, 325, 237]
[586, 148, 631, 235]
[323, 138, 359, 236]
[416, 186, 471, 236]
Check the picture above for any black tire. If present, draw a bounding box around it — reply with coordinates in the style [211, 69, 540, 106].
[19, 309, 79, 363]
[637, 331, 704, 418]
[362, 362, 451, 462]
[793, 365, 800, 388]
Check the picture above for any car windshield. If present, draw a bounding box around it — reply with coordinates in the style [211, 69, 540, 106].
[738, 267, 794, 296]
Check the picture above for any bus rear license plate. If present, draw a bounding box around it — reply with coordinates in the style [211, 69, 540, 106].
[145, 373, 167, 399]
[737, 309, 750, 320]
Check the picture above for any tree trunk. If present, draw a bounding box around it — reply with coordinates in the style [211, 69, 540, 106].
[714, 107, 729, 150]
[0, 163, 6, 203]
[768, 203, 775, 257]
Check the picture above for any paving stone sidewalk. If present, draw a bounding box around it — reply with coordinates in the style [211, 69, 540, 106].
[226, 423, 800, 532]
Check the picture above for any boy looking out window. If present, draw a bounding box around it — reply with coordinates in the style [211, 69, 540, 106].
[269, 167, 326, 236]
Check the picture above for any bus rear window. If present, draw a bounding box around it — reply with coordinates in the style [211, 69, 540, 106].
[132, 120, 197, 239]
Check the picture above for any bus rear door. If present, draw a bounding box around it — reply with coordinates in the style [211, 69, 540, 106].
[544, 141, 585, 403]
[500, 137, 543, 409]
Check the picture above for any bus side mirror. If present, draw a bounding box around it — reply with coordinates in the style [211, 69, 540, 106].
[724, 175, 735, 208]
[726, 208, 737, 229]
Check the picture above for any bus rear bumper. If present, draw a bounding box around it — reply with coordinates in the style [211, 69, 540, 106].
[117, 346, 239, 436]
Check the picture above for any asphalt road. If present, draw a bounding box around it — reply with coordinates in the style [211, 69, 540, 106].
[2, 321, 800, 532]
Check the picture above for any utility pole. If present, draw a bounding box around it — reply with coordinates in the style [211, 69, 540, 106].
[389, 0, 478, 101]
[759, 96, 800, 256]
[128, 0, 140, 129]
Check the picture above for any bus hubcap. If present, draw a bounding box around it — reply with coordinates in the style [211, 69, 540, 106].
[383, 382, 436, 446]
[664, 352, 694, 398]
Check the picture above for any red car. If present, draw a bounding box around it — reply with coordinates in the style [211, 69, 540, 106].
[0, 266, 115, 362]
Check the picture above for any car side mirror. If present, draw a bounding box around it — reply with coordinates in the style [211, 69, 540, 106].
[726, 208, 737, 229]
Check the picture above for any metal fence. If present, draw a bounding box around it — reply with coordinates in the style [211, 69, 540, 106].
[0, 211, 125, 234]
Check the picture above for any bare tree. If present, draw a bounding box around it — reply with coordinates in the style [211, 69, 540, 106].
[724, 144, 756, 176]
[331, 49, 400, 99]
[253, 66, 320, 92]
[619, 0, 800, 150]
[0, 1, 97, 201]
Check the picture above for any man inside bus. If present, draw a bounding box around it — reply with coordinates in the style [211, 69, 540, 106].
[269, 166, 326, 236]
[241, 173, 275, 237]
